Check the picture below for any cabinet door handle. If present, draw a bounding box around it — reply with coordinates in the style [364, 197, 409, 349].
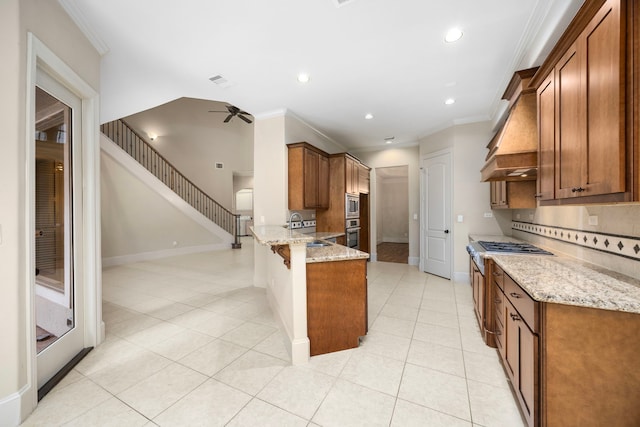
[509, 292, 522, 298]
[571, 187, 586, 193]
[493, 271, 501, 277]
[510, 313, 521, 321]
[494, 298, 501, 304]
[534, 193, 542, 199]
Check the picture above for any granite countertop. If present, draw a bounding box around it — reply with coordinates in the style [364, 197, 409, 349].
[250, 226, 367, 263]
[313, 231, 345, 240]
[305, 242, 369, 263]
[491, 254, 640, 314]
[250, 225, 314, 245]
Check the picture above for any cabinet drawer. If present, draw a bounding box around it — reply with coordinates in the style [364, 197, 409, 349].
[504, 274, 539, 333]
[492, 263, 505, 291]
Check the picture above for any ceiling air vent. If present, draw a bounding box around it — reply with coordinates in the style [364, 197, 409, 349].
[208, 75, 235, 88]
[332, 0, 357, 7]
[215, 162, 224, 169]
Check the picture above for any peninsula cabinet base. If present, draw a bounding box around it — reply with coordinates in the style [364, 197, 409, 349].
[540, 303, 640, 427]
[306, 259, 367, 356]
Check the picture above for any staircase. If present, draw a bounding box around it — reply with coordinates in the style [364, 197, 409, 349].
[101, 119, 241, 249]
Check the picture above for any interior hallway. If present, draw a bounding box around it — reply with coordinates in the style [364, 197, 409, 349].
[22, 237, 524, 426]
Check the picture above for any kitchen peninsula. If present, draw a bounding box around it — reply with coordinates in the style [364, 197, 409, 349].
[250, 225, 369, 364]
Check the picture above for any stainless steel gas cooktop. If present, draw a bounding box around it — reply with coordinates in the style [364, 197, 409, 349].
[477, 241, 554, 255]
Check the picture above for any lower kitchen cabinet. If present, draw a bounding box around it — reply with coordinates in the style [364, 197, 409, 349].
[495, 267, 640, 427]
[469, 256, 498, 348]
[306, 259, 367, 356]
[503, 296, 538, 427]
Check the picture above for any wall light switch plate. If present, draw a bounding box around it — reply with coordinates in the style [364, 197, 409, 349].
[413, 213, 418, 220]
[588, 215, 598, 226]
[516, 213, 521, 220]
[529, 213, 534, 220]
[457, 215, 464, 223]
[484, 212, 493, 218]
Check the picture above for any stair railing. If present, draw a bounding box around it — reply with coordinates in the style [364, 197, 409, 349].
[101, 119, 241, 248]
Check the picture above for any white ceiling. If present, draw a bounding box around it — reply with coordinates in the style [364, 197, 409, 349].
[59, 0, 584, 151]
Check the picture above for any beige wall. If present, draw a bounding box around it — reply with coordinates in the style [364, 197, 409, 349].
[419, 122, 508, 278]
[0, 0, 100, 420]
[123, 98, 254, 211]
[101, 150, 224, 260]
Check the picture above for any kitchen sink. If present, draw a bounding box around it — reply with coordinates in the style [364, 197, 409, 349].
[306, 240, 331, 248]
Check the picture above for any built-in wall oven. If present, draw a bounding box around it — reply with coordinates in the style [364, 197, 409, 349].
[345, 194, 360, 219]
[346, 218, 360, 250]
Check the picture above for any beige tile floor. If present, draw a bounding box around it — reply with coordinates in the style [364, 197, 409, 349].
[22, 237, 525, 426]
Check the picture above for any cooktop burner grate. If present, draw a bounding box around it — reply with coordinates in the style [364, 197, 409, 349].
[478, 241, 553, 255]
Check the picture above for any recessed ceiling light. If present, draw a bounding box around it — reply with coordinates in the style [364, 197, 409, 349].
[365, 113, 373, 120]
[445, 98, 456, 105]
[297, 73, 310, 83]
[444, 28, 463, 43]
[148, 133, 157, 141]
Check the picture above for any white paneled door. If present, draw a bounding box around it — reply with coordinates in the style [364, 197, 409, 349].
[420, 150, 452, 279]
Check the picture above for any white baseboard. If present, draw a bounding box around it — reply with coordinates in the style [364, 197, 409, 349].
[408, 257, 419, 266]
[102, 243, 230, 267]
[0, 384, 30, 427]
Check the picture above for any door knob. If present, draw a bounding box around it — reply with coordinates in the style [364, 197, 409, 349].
[444, 229, 449, 234]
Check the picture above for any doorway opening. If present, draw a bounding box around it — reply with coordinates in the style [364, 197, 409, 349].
[375, 166, 409, 263]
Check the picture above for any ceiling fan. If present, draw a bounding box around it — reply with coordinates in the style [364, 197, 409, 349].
[208, 104, 253, 124]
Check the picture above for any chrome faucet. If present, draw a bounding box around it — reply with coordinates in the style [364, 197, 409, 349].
[288, 212, 303, 229]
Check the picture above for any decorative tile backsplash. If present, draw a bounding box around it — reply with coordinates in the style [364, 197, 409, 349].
[512, 221, 640, 262]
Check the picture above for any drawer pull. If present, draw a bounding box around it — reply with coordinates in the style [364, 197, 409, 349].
[510, 313, 521, 321]
[509, 292, 522, 299]
[494, 298, 501, 304]
[493, 272, 501, 277]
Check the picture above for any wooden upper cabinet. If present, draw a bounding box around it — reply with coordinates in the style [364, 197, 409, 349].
[582, 0, 625, 195]
[537, 0, 626, 202]
[536, 73, 556, 201]
[358, 164, 370, 194]
[555, 42, 584, 199]
[288, 142, 330, 210]
[345, 156, 359, 194]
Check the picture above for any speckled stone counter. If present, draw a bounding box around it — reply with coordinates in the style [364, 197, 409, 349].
[250, 225, 314, 245]
[305, 242, 369, 263]
[312, 231, 345, 240]
[491, 254, 640, 314]
[250, 226, 368, 263]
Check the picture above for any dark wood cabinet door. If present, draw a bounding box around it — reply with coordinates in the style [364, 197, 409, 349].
[504, 299, 518, 379]
[318, 154, 330, 208]
[583, 0, 625, 195]
[555, 42, 584, 199]
[303, 148, 319, 208]
[519, 320, 538, 427]
[537, 73, 555, 201]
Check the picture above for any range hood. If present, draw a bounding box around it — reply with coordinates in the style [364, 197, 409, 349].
[481, 68, 538, 182]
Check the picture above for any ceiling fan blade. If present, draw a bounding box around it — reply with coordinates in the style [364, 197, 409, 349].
[224, 114, 233, 123]
[238, 114, 252, 124]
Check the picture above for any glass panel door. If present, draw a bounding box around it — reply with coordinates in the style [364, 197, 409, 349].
[35, 71, 84, 387]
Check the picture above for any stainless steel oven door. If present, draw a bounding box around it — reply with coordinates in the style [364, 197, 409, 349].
[346, 227, 360, 250]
